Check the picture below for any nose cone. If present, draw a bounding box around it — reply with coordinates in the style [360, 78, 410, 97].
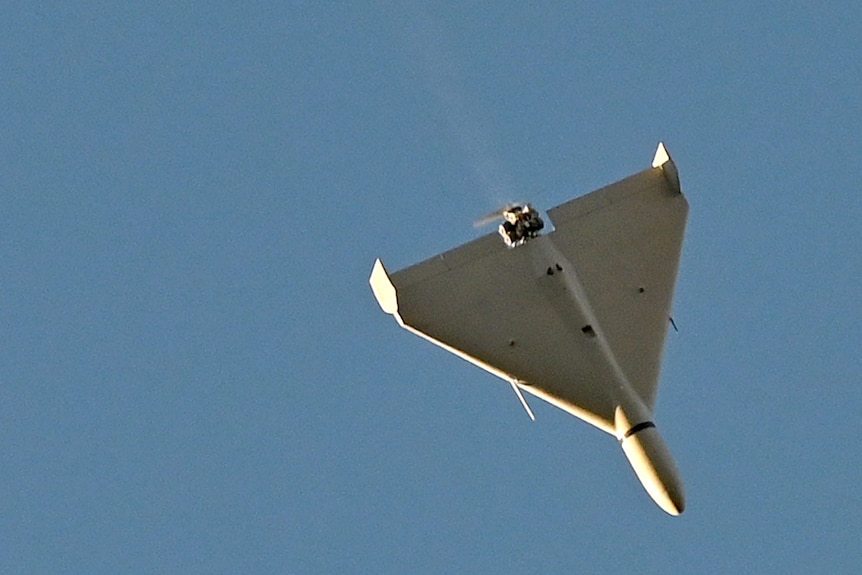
[657, 482, 686, 517]
[619, 426, 686, 516]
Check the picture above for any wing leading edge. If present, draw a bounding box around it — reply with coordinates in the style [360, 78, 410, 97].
[371, 143, 688, 434]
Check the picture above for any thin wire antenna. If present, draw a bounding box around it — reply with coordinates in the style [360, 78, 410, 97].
[509, 381, 536, 421]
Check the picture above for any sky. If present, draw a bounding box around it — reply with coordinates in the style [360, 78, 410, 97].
[1, 2, 861, 573]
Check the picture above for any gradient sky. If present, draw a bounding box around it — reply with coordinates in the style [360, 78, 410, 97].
[2, 2, 861, 573]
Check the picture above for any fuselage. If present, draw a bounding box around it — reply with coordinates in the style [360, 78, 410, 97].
[614, 400, 686, 515]
[533, 235, 686, 515]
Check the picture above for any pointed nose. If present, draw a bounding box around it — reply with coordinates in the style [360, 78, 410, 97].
[658, 488, 686, 516]
[619, 425, 686, 516]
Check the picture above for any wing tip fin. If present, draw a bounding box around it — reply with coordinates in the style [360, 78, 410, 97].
[370, 259, 399, 315]
[651, 142, 681, 194]
[652, 142, 671, 168]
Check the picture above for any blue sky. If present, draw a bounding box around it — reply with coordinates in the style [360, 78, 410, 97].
[2, 2, 860, 573]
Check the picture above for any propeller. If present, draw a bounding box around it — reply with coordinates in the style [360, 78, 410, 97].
[473, 202, 525, 228]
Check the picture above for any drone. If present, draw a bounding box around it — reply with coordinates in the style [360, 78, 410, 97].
[371, 143, 688, 515]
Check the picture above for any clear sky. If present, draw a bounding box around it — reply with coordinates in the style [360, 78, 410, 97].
[2, 2, 861, 573]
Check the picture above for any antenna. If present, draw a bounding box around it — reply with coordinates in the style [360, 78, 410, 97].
[509, 380, 536, 421]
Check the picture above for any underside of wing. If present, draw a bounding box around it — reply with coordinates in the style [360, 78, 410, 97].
[371, 144, 688, 431]
[371, 236, 621, 433]
[547, 146, 688, 409]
